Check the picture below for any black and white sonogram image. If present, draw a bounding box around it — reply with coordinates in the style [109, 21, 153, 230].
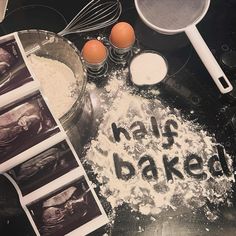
[0, 34, 33, 95]
[28, 177, 102, 236]
[8, 140, 79, 195]
[0, 92, 59, 164]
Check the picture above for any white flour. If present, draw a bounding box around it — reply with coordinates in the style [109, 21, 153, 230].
[86, 74, 235, 220]
[27, 54, 77, 119]
[130, 52, 168, 86]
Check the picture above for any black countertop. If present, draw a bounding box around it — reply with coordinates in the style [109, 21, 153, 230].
[1, 0, 236, 235]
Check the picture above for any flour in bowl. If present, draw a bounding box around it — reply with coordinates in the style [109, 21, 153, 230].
[27, 54, 78, 119]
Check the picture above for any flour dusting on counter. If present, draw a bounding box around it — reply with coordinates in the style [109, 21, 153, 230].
[85, 74, 235, 221]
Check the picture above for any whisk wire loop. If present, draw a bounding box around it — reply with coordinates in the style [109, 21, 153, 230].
[59, 0, 122, 36]
[71, 3, 119, 29]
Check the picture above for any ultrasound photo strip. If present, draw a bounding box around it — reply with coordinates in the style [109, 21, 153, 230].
[0, 33, 109, 235]
[23, 176, 108, 236]
[5, 137, 108, 236]
[4, 136, 85, 198]
[3, 130, 109, 235]
[0, 33, 39, 99]
[5, 173, 109, 236]
[6, 140, 80, 196]
[0, 132, 66, 173]
[2, 137, 109, 236]
[0, 91, 60, 171]
[4, 138, 86, 203]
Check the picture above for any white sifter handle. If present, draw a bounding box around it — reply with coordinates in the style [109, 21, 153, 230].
[185, 25, 233, 94]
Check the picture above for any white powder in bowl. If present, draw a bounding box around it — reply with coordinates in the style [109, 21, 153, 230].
[130, 52, 168, 86]
[27, 54, 78, 119]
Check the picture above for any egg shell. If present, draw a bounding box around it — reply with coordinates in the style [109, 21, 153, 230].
[110, 22, 135, 49]
[82, 39, 107, 64]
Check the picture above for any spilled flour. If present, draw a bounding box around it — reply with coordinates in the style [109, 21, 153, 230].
[86, 74, 235, 220]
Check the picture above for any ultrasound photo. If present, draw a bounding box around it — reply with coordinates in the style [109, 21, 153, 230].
[8, 140, 79, 195]
[28, 177, 102, 236]
[0, 34, 33, 95]
[0, 92, 59, 164]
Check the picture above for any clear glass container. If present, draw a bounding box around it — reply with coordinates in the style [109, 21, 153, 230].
[17, 29, 87, 130]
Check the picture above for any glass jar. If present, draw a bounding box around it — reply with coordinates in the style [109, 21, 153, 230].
[18, 29, 87, 126]
[18, 29, 90, 153]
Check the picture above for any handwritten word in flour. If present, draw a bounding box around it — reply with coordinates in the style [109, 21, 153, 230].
[111, 116, 232, 182]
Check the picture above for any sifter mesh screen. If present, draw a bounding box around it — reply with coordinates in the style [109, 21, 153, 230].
[136, 0, 208, 31]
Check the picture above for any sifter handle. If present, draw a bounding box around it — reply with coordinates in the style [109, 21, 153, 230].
[185, 25, 233, 94]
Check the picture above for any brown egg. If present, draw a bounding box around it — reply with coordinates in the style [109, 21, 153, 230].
[82, 39, 107, 64]
[110, 22, 135, 49]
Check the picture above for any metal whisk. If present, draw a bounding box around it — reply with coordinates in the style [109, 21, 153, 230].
[58, 0, 122, 36]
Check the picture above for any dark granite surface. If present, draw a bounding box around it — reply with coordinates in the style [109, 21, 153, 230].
[1, 1, 236, 235]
